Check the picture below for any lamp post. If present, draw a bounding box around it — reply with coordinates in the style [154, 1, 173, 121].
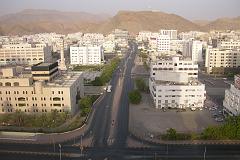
[59, 144, 62, 160]
[204, 146, 207, 160]
[80, 135, 83, 156]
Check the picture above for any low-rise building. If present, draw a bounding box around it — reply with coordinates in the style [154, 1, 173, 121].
[0, 62, 84, 115]
[223, 74, 240, 116]
[0, 43, 51, 65]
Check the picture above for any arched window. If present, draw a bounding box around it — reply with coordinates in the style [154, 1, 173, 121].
[0, 82, 2, 86]
[13, 82, 19, 86]
[5, 82, 11, 86]
[39, 58, 43, 61]
[33, 58, 37, 61]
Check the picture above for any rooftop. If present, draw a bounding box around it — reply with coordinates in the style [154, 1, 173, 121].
[152, 77, 203, 86]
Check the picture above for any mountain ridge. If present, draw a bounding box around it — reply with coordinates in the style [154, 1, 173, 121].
[0, 9, 239, 36]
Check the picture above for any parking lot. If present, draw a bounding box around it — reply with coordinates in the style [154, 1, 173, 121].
[129, 93, 223, 137]
[198, 71, 232, 104]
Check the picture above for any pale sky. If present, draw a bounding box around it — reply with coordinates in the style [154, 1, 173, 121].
[0, 0, 239, 20]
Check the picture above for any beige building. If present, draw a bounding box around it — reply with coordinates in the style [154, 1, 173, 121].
[217, 39, 240, 50]
[0, 62, 84, 115]
[0, 43, 52, 65]
[205, 46, 240, 73]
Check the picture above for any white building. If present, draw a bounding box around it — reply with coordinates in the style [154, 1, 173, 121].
[0, 43, 52, 65]
[223, 75, 240, 116]
[160, 29, 177, 40]
[0, 63, 84, 115]
[170, 40, 184, 52]
[103, 40, 116, 53]
[70, 45, 104, 65]
[205, 46, 240, 73]
[136, 31, 152, 42]
[157, 35, 170, 52]
[183, 40, 203, 63]
[148, 33, 159, 51]
[149, 59, 205, 109]
[150, 56, 198, 79]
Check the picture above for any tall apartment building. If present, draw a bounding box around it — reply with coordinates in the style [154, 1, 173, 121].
[183, 40, 203, 62]
[223, 74, 240, 116]
[150, 56, 198, 79]
[157, 35, 170, 52]
[205, 46, 240, 74]
[70, 45, 104, 65]
[0, 62, 84, 114]
[160, 29, 177, 40]
[0, 43, 52, 65]
[149, 56, 205, 109]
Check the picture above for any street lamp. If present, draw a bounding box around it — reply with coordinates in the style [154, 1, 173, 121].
[59, 144, 62, 160]
[80, 135, 83, 156]
[204, 146, 207, 160]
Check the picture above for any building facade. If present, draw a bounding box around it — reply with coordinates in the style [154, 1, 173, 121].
[0, 43, 51, 65]
[0, 63, 84, 115]
[157, 35, 170, 52]
[70, 45, 104, 65]
[183, 40, 203, 63]
[160, 29, 177, 40]
[223, 75, 240, 116]
[150, 56, 198, 79]
[205, 46, 240, 74]
[149, 56, 205, 109]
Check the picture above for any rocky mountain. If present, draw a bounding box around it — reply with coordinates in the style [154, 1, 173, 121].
[0, 9, 239, 36]
[95, 11, 202, 34]
[193, 20, 210, 26]
[204, 17, 240, 31]
[0, 9, 108, 35]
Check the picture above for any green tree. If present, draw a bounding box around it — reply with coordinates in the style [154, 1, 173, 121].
[79, 96, 93, 116]
[128, 90, 142, 104]
[166, 128, 177, 140]
[135, 78, 147, 92]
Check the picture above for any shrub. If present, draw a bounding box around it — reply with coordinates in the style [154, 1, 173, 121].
[128, 90, 142, 104]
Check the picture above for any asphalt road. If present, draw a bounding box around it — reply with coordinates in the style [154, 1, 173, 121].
[1, 42, 240, 159]
[1, 144, 240, 160]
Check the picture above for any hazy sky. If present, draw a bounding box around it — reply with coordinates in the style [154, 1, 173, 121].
[0, 0, 239, 20]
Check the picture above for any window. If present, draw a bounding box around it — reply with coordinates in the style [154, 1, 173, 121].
[13, 82, 19, 86]
[5, 82, 11, 86]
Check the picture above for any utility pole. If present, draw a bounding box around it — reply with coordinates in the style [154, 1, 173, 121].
[59, 144, 62, 160]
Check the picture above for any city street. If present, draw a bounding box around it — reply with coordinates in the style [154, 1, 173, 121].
[1, 42, 240, 160]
